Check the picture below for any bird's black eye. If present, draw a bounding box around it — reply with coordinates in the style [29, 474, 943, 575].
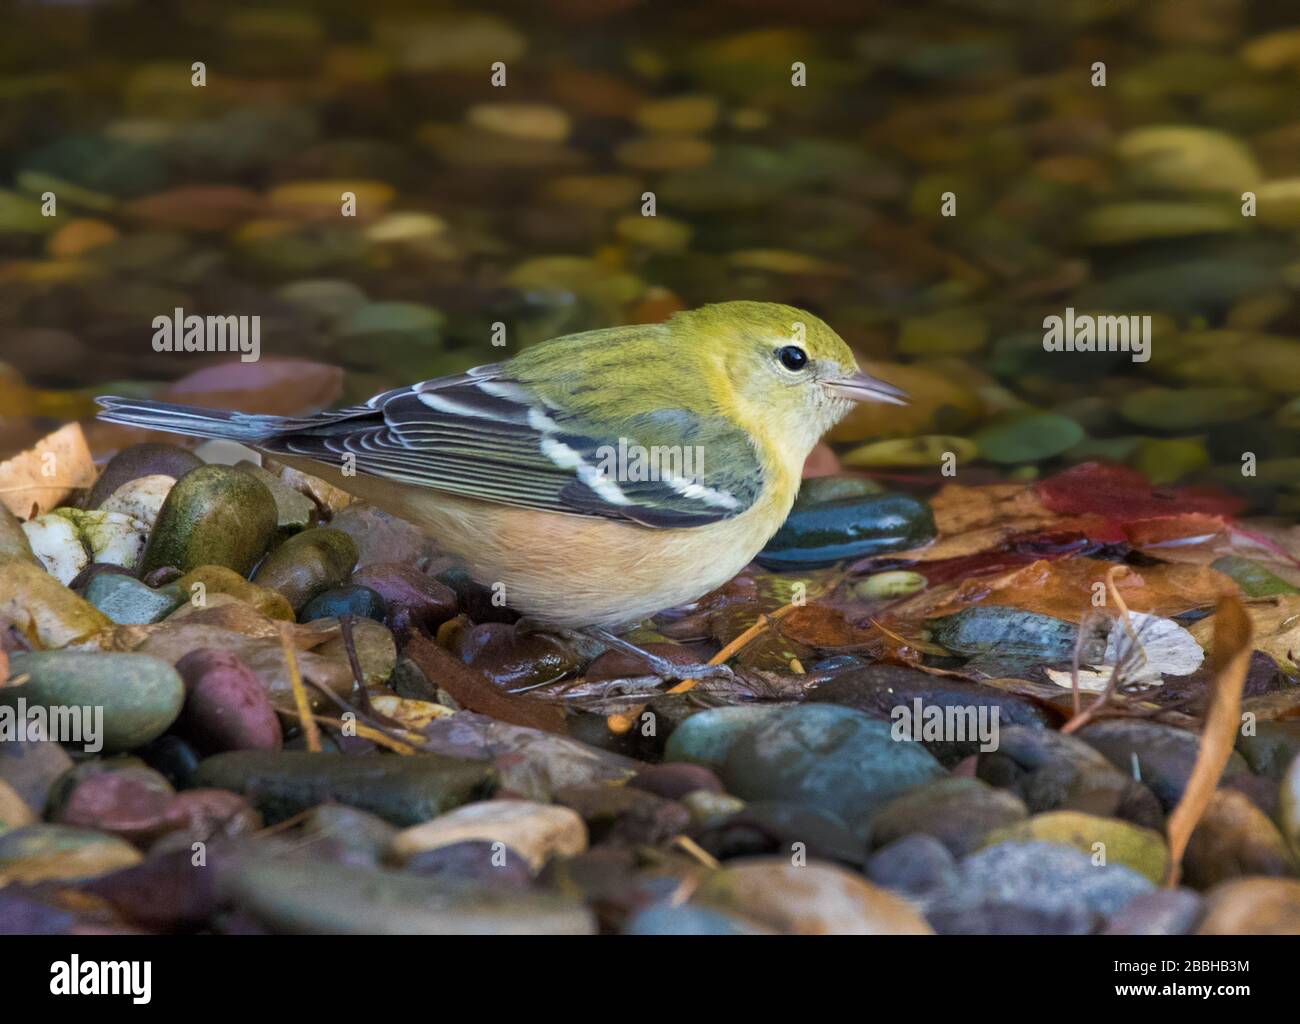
[777, 345, 808, 371]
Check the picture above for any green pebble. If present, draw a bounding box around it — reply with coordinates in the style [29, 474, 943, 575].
[974, 411, 1085, 464]
[251, 526, 358, 612]
[982, 811, 1169, 885]
[142, 464, 277, 576]
[794, 476, 883, 508]
[82, 573, 183, 624]
[854, 570, 927, 601]
[6, 651, 184, 753]
[235, 461, 315, 535]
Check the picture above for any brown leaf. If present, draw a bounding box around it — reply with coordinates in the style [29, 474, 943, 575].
[403, 631, 567, 736]
[0, 423, 96, 518]
[1191, 595, 1300, 675]
[1165, 596, 1253, 887]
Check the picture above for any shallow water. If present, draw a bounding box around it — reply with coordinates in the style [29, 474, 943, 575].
[0, 0, 1297, 517]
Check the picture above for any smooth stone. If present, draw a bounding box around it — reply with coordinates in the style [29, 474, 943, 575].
[1116, 125, 1261, 195]
[20, 513, 88, 585]
[52, 765, 175, 844]
[300, 585, 387, 623]
[83, 572, 182, 624]
[391, 799, 586, 871]
[694, 801, 865, 866]
[758, 493, 936, 569]
[251, 527, 357, 611]
[234, 461, 315, 535]
[663, 705, 792, 772]
[929, 605, 1079, 660]
[1120, 387, 1270, 430]
[329, 503, 437, 568]
[313, 616, 396, 685]
[923, 840, 1153, 934]
[1182, 788, 1295, 888]
[973, 411, 1085, 463]
[1197, 878, 1300, 934]
[175, 649, 282, 754]
[97, 474, 174, 529]
[298, 804, 398, 868]
[720, 704, 945, 839]
[1238, 722, 1300, 778]
[553, 785, 689, 847]
[454, 623, 579, 690]
[853, 570, 927, 600]
[869, 777, 1028, 856]
[1102, 888, 1204, 936]
[978, 726, 1164, 829]
[193, 750, 493, 826]
[143, 464, 278, 576]
[138, 735, 201, 789]
[5, 651, 184, 753]
[0, 824, 142, 885]
[0, 503, 38, 565]
[169, 565, 294, 620]
[692, 857, 933, 935]
[403, 839, 534, 888]
[809, 664, 1051, 765]
[222, 857, 594, 934]
[349, 563, 458, 631]
[623, 904, 768, 935]
[0, 557, 113, 648]
[628, 763, 722, 800]
[982, 810, 1169, 884]
[865, 833, 958, 897]
[87, 443, 202, 509]
[1077, 720, 1251, 811]
[793, 475, 883, 506]
[683, 790, 745, 828]
[0, 736, 73, 818]
[51, 509, 148, 574]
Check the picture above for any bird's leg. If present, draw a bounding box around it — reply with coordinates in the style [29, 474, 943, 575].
[513, 618, 733, 682]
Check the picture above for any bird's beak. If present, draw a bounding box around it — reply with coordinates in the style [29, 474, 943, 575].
[823, 369, 909, 405]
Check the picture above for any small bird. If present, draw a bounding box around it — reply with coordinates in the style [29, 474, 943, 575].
[98, 301, 905, 675]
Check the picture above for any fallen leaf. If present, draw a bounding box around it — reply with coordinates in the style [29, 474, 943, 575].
[0, 423, 96, 518]
[1191, 595, 1300, 674]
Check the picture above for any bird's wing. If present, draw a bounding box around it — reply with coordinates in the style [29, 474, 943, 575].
[262, 365, 765, 528]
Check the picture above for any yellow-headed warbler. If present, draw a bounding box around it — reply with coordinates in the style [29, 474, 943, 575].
[97, 302, 905, 669]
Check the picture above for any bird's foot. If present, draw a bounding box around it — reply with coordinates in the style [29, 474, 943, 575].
[582, 627, 733, 683]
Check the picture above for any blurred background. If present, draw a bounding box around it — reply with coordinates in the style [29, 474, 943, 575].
[0, 0, 1297, 516]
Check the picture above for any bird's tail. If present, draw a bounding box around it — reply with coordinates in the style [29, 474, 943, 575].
[95, 396, 288, 443]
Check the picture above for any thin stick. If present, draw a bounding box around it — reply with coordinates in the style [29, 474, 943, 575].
[279, 622, 321, 753]
[278, 706, 420, 755]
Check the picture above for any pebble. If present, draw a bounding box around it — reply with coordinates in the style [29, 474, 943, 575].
[1116, 125, 1261, 195]
[234, 462, 315, 535]
[97, 474, 175, 529]
[553, 785, 689, 847]
[853, 570, 928, 600]
[865, 834, 958, 897]
[391, 800, 586, 872]
[83, 572, 182, 624]
[86, 443, 202, 510]
[0, 558, 113, 648]
[695, 800, 865, 866]
[757, 492, 936, 569]
[0, 824, 142, 885]
[719, 704, 945, 839]
[403, 840, 535, 888]
[142, 464, 278, 576]
[981, 810, 1169, 884]
[929, 605, 1080, 661]
[168, 565, 295, 620]
[628, 763, 723, 800]
[300, 584, 387, 623]
[6, 651, 184, 753]
[192, 750, 492, 826]
[1181, 788, 1295, 888]
[349, 563, 458, 632]
[250, 527, 358, 612]
[455, 623, 580, 690]
[0, 735, 73, 819]
[1102, 889, 1204, 936]
[663, 705, 791, 772]
[175, 649, 283, 754]
[1197, 878, 1300, 934]
[869, 777, 1029, 857]
[467, 104, 571, 143]
[692, 858, 933, 935]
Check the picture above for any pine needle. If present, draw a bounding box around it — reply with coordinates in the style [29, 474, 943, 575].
[279, 621, 321, 753]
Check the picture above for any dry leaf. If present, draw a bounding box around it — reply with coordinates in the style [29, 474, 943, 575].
[1190, 595, 1300, 674]
[1165, 597, 1253, 887]
[0, 423, 95, 518]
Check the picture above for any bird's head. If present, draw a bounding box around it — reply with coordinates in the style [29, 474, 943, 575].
[675, 301, 907, 454]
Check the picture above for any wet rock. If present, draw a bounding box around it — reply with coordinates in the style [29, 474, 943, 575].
[83, 573, 182, 624]
[978, 726, 1164, 828]
[233, 462, 315, 536]
[52, 764, 175, 845]
[865, 834, 958, 897]
[251, 527, 357, 612]
[300, 585, 387, 623]
[584, 641, 704, 681]
[403, 840, 535, 888]
[0, 736, 73, 819]
[1077, 720, 1251, 810]
[221, 856, 594, 934]
[982, 810, 1169, 884]
[138, 735, 202, 790]
[97, 475, 174, 530]
[1197, 877, 1300, 934]
[169, 565, 294, 620]
[854, 570, 927, 601]
[87, 444, 202, 510]
[758, 493, 935, 569]
[295, 804, 398, 869]
[923, 840, 1153, 934]
[193, 750, 492, 826]
[1237, 721, 1300, 778]
[662, 705, 792, 772]
[719, 704, 945, 839]
[869, 777, 1029, 856]
[143, 465, 278, 576]
[1181, 788, 1295, 888]
[692, 857, 933, 935]
[0, 558, 114, 647]
[6, 651, 184, 753]
[175, 649, 282, 754]
[928, 605, 1079, 661]
[694, 800, 865, 866]
[1102, 888, 1203, 936]
[350, 563, 457, 631]
[313, 616, 396, 685]
[553, 784, 688, 847]
[390, 799, 586, 871]
[455, 623, 579, 690]
[628, 763, 723, 800]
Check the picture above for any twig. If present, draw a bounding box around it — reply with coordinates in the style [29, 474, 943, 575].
[279, 622, 321, 753]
